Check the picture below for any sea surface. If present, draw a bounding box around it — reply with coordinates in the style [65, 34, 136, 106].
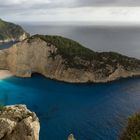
[0, 42, 15, 50]
[1, 24, 140, 59]
[22, 23, 140, 59]
[0, 75, 140, 140]
[0, 23, 140, 140]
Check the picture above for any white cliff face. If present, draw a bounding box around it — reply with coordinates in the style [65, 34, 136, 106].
[5, 37, 98, 82]
[0, 105, 40, 140]
[0, 36, 139, 83]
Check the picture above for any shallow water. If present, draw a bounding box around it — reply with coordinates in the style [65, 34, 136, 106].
[1, 75, 140, 140]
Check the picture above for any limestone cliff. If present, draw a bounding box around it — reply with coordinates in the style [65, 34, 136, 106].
[0, 35, 140, 83]
[0, 19, 29, 43]
[0, 104, 40, 140]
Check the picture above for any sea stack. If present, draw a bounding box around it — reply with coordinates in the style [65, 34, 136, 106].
[68, 134, 76, 140]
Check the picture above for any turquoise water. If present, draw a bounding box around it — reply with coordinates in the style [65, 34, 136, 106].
[1, 74, 140, 140]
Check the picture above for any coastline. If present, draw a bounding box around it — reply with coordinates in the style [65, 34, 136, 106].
[31, 72, 140, 85]
[0, 70, 13, 80]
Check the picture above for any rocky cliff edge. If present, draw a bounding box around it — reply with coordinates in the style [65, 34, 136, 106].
[0, 104, 40, 140]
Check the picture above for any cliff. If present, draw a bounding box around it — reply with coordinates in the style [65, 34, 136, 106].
[0, 19, 29, 43]
[0, 35, 140, 83]
[0, 104, 40, 140]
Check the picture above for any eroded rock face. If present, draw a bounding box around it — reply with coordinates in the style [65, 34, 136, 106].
[0, 35, 140, 83]
[0, 105, 40, 140]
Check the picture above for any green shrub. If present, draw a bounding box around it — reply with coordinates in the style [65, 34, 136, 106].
[34, 34, 95, 61]
[29, 35, 140, 71]
[120, 113, 140, 140]
[0, 19, 28, 40]
[0, 105, 5, 113]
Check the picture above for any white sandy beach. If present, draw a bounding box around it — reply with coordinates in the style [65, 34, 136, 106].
[0, 70, 13, 80]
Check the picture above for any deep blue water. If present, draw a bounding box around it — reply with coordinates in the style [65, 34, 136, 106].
[0, 74, 140, 140]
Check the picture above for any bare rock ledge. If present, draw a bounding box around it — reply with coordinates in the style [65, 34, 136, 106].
[0, 104, 40, 140]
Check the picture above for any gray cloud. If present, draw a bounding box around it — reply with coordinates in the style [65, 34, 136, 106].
[20, 0, 140, 9]
[1, 0, 140, 9]
[0, 0, 140, 22]
[75, 0, 140, 7]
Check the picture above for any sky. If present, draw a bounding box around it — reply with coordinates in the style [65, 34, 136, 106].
[0, 0, 140, 23]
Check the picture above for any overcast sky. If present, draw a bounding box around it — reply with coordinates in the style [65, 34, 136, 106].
[0, 0, 140, 23]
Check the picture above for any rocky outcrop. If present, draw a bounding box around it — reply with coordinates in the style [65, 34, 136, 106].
[0, 35, 140, 83]
[68, 134, 76, 140]
[0, 105, 40, 140]
[0, 19, 29, 43]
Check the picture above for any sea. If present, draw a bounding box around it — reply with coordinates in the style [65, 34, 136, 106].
[0, 23, 140, 140]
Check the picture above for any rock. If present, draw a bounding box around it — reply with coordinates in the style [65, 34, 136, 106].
[0, 34, 140, 83]
[0, 118, 16, 139]
[0, 105, 40, 140]
[68, 134, 76, 140]
[0, 19, 29, 43]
